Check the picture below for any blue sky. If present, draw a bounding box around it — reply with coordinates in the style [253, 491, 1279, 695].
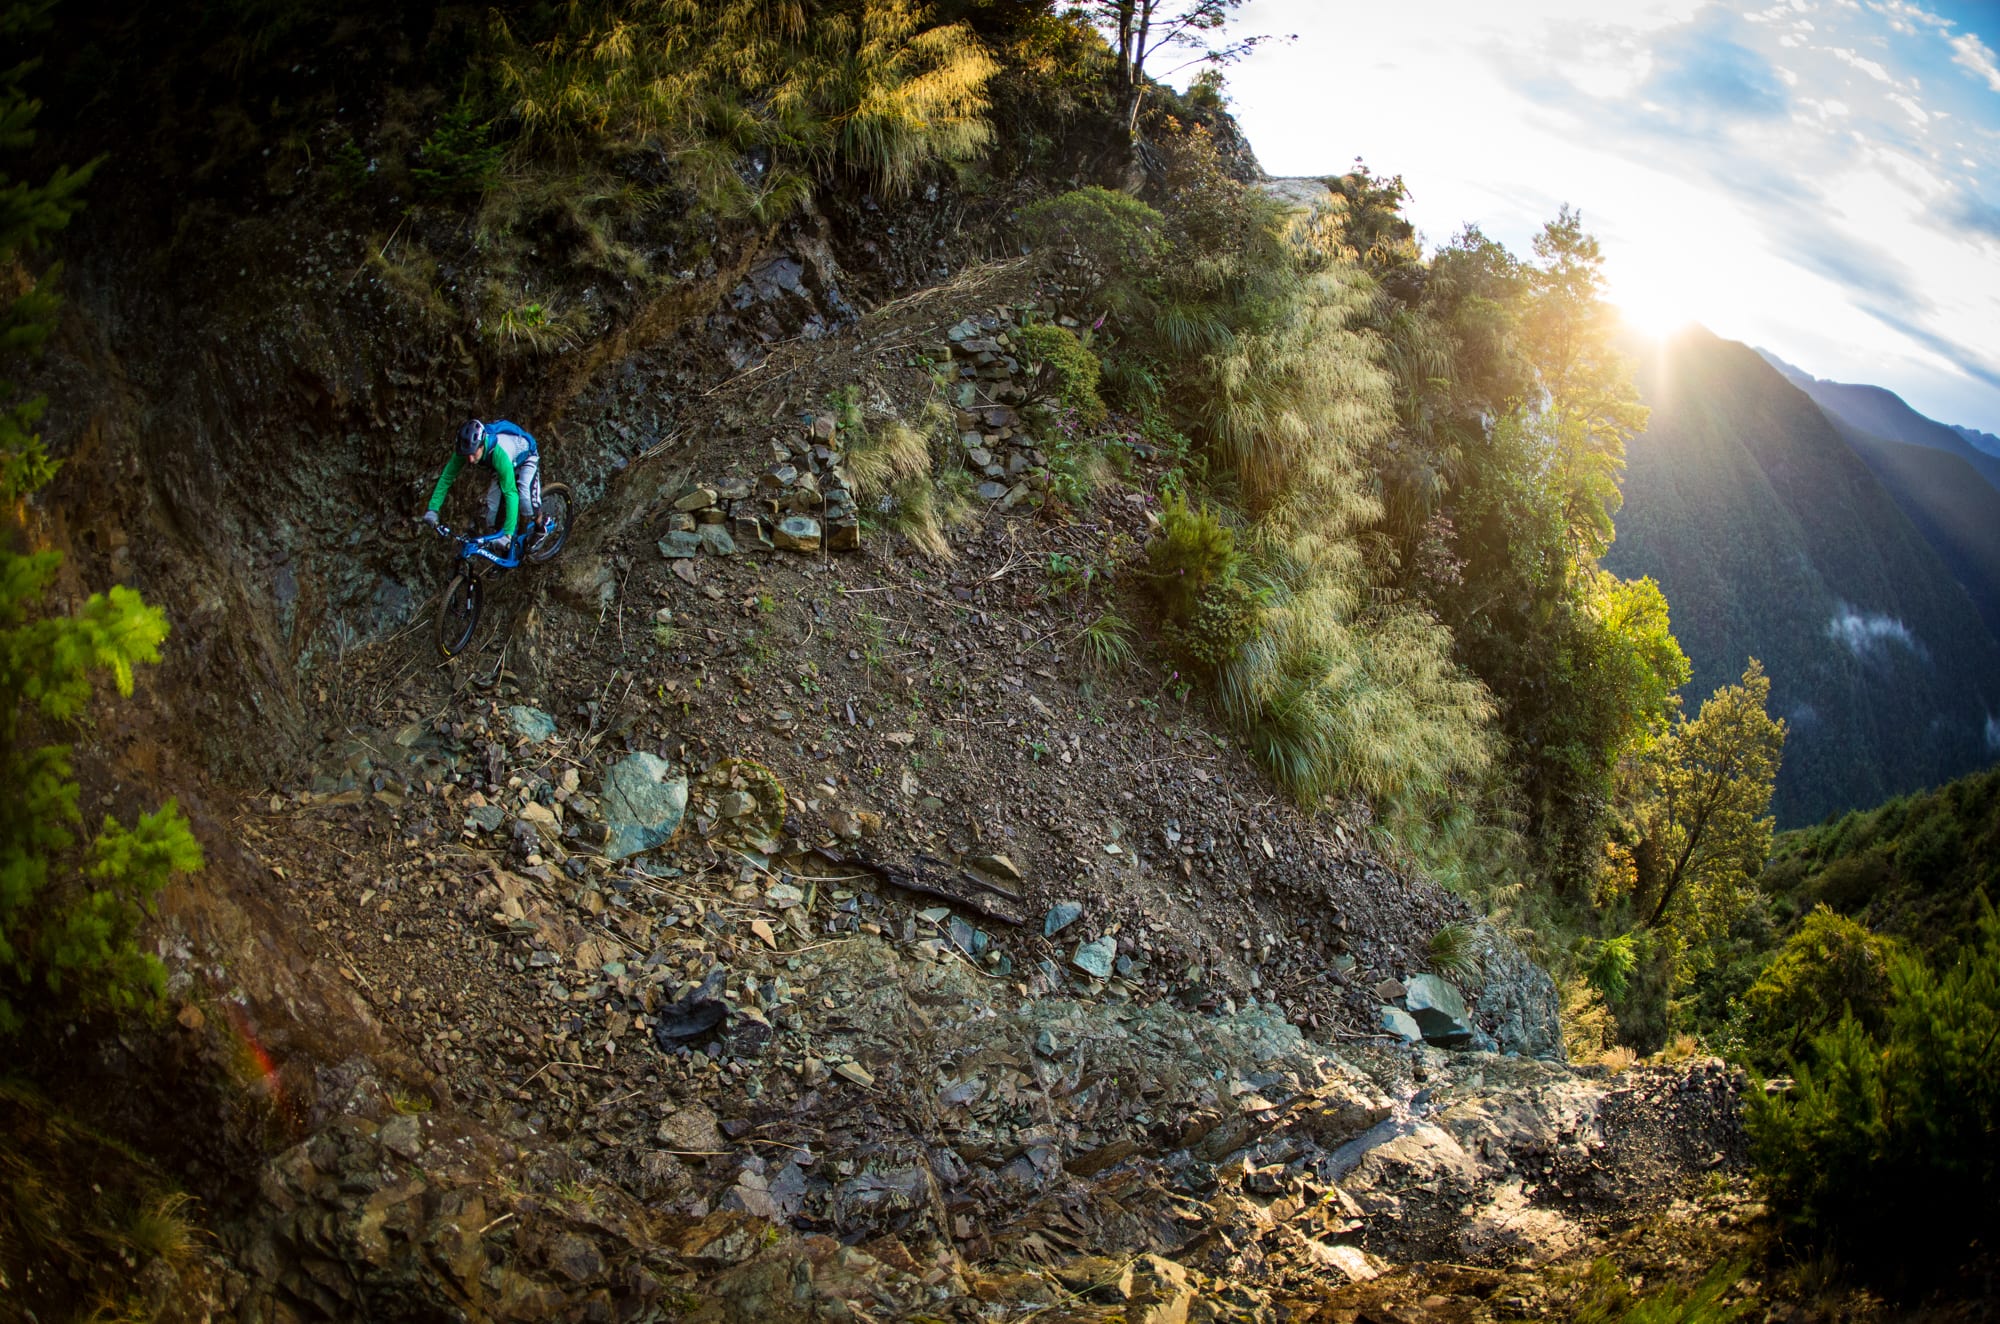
[1214, 0, 2000, 435]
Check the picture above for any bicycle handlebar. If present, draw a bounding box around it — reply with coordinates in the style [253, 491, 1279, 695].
[427, 521, 520, 569]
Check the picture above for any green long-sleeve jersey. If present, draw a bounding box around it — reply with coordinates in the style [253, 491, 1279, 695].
[426, 423, 535, 534]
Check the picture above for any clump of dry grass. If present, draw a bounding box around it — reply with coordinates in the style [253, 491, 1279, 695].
[846, 418, 931, 498]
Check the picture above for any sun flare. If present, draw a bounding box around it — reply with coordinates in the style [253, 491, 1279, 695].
[1606, 263, 1699, 338]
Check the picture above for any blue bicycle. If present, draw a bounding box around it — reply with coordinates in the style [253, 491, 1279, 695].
[429, 482, 573, 659]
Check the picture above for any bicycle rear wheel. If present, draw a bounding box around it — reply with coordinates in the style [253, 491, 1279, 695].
[527, 483, 572, 564]
[435, 574, 482, 659]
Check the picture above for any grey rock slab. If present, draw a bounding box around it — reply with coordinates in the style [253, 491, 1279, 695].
[599, 753, 689, 859]
[379, 1113, 423, 1160]
[505, 705, 556, 743]
[658, 531, 700, 559]
[1404, 973, 1476, 1048]
[966, 852, 1024, 882]
[1072, 935, 1117, 979]
[976, 481, 1009, 501]
[1379, 1006, 1423, 1044]
[1043, 901, 1083, 937]
[697, 524, 738, 556]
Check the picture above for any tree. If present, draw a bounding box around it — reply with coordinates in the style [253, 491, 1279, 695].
[1518, 206, 1649, 567]
[0, 2, 200, 1037]
[1626, 660, 1786, 941]
[1087, 0, 1287, 134]
[1740, 905, 1900, 1071]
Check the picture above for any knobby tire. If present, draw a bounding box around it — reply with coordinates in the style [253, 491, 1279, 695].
[436, 574, 481, 660]
[528, 483, 572, 564]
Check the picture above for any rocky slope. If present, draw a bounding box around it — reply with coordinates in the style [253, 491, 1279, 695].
[25, 251, 1800, 1321]
[7, 77, 1808, 1310]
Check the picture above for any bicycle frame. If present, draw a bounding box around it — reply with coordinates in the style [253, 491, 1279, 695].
[430, 522, 521, 570]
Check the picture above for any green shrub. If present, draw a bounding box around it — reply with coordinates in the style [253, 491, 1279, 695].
[1, 25, 200, 1036]
[411, 100, 503, 199]
[1746, 901, 2000, 1284]
[326, 139, 369, 199]
[1163, 577, 1259, 678]
[1570, 1257, 1750, 1324]
[1739, 906, 1899, 1072]
[1018, 186, 1165, 311]
[1145, 494, 1241, 624]
[1585, 932, 1638, 1003]
[1016, 323, 1106, 427]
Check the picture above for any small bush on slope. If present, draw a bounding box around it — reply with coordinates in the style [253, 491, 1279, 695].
[1746, 900, 2000, 1285]
[0, 2, 201, 1036]
[1015, 322, 1107, 426]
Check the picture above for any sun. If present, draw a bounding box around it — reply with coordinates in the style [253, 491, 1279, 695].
[1604, 259, 1699, 339]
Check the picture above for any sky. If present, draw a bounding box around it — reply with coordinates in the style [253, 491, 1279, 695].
[1204, 0, 2000, 436]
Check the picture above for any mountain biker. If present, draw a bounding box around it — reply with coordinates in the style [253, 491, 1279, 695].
[421, 419, 543, 556]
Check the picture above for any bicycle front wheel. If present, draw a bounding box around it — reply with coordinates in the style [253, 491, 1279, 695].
[435, 574, 482, 659]
[527, 483, 572, 564]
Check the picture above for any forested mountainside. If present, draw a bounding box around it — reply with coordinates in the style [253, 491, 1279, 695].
[1823, 414, 2000, 641]
[1605, 329, 2000, 827]
[1749, 350, 2000, 642]
[3, 1, 1994, 1318]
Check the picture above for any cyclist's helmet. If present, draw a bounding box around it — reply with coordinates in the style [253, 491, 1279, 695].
[456, 419, 487, 457]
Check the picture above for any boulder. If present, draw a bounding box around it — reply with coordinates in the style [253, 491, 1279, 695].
[1379, 1006, 1423, 1044]
[599, 753, 689, 859]
[1043, 901, 1083, 937]
[1404, 974, 1476, 1047]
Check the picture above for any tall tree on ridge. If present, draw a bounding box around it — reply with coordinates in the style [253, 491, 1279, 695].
[1088, 0, 1287, 134]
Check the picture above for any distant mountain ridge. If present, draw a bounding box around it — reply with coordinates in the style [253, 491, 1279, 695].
[1754, 350, 2000, 492]
[1607, 328, 2000, 827]
[1953, 423, 2000, 460]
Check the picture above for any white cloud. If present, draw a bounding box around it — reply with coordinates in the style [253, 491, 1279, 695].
[1871, 1, 1952, 34]
[1889, 91, 1931, 123]
[1828, 608, 1922, 657]
[1831, 46, 1896, 82]
[1953, 32, 2000, 92]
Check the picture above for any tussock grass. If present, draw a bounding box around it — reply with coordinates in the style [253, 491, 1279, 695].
[1076, 611, 1137, 674]
[496, 0, 997, 213]
[846, 418, 931, 498]
[365, 239, 453, 327]
[1427, 921, 1481, 982]
[1217, 590, 1493, 812]
[120, 1191, 199, 1264]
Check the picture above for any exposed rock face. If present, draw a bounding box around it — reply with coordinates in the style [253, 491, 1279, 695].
[1466, 924, 1567, 1061]
[218, 931, 1746, 1320]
